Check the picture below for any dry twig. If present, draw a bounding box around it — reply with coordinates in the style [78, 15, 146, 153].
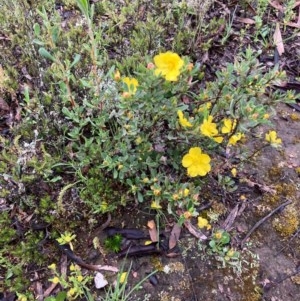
[240, 199, 292, 248]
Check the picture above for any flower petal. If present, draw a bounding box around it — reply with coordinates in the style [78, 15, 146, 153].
[182, 154, 193, 167]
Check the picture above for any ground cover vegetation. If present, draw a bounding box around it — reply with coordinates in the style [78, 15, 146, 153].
[0, 0, 300, 300]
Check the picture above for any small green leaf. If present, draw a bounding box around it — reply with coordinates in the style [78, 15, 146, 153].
[6, 269, 13, 279]
[137, 191, 143, 202]
[33, 23, 40, 36]
[70, 54, 81, 68]
[56, 291, 67, 301]
[76, 0, 89, 18]
[51, 26, 60, 44]
[209, 240, 216, 248]
[38, 47, 56, 62]
[32, 38, 44, 46]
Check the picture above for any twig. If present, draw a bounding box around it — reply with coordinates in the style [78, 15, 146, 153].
[240, 199, 292, 248]
[91, 213, 112, 237]
[56, 242, 118, 272]
[275, 226, 300, 256]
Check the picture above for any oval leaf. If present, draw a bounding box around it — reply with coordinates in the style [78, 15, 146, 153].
[38, 47, 56, 62]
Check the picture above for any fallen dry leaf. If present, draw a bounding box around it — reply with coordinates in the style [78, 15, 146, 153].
[273, 22, 284, 56]
[236, 17, 255, 24]
[165, 252, 181, 258]
[287, 21, 300, 28]
[147, 220, 158, 242]
[94, 265, 119, 272]
[169, 223, 181, 250]
[34, 272, 44, 301]
[269, 1, 283, 12]
[222, 204, 239, 231]
[184, 220, 207, 241]
[242, 178, 276, 194]
[43, 282, 58, 298]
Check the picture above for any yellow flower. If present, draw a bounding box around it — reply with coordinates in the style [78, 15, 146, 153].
[213, 136, 223, 143]
[50, 276, 60, 284]
[214, 231, 222, 240]
[226, 249, 235, 257]
[48, 263, 56, 270]
[57, 231, 76, 250]
[77, 275, 83, 282]
[263, 113, 270, 119]
[265, 130, 282, 147]
[182, 147, 211, 177]
[142, 177, 149, 183]
[172, 193, 179, 200]
[67, 288, 76, 298]
[180, 188, 189, 197]
[154, 51, 184, 81]
[17, 294, 27, 301]
[231, 168, 237, 177]
[228, 133, 243, 146]
[100, 201, 108, 212]
[177, 110, 192, 128]
[153, 189, 161, 196]
[198, 102, 211, 112]
[119, 272, 127, 284]
[151, 201, 162, 210]
[122, 77, 139, 95]
[135, 136, 142, 145]
[200, 116, 218, 137]
[183, 211, 192, 219]
[240, 195, 247, 201]
[198, 217, 209, 229]
[200, 116, 223, 143]
[221, 118, 236, 134]
[114, 70, 121, 81]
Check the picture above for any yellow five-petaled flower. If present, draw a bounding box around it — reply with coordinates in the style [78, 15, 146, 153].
[221, 118, 236, 134]
[177, 110, 192, 128]
[150, 200, 162, 210]
[197, 217, 211, 230]
[154, 51, 184, 81]
[122, 77, 139, 97]
[200, 115, 223, 143]
[228, 133, 244, 146]
[182, 147, 211, 177]
[265, 130, 282, 147]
